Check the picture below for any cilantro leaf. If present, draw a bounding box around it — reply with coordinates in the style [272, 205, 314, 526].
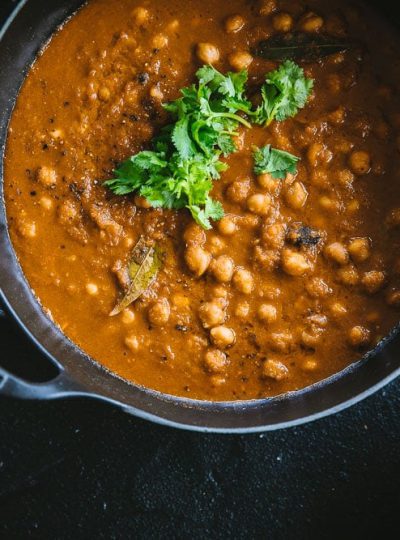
[190, 197, 224, 229]
[253, 145, 300, 179]
[253, 60, 313, 126]
[172, 116, 196, 159]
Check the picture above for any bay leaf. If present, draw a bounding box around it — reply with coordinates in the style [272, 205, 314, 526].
[253, 32, 353, 62]
[128, 235, 151, 280]
[109, 238, 162, 316]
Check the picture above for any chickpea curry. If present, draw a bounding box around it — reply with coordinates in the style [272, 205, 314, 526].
[4, 0, 400, 400]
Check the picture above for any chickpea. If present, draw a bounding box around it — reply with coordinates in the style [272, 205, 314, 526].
[328, 106, 346, 125]
[257, 173, 281, 194]
[226, 179, 250, 203]
[235, 301, 250, 318]
[348, 326, 371, 348]
[301, 329, 322, 348]
[121, 309, 135, 324]
[270, 331, 293, 353]
[98, 87, 111, 102]
[348, 237, 370, 263]
[307, 143, 332, 167]
[17, 220, 36, 239]
[285, 181, 308, 210]
[217, 215, 237, 236]
[212, 285, 228, 299]
[272, 12, 293, 32]
[86, 283, 98, 296]
[167, 19, 179, 32]
[210, 375, 226, 387]
[361, 271, 386, 294]
[210, 326, 236, 348]
[37, 166, 57, 187]
[225, 14, 245, 33]
[197, 42, 220, 64]
[247, 193, 271, 216]
[204, 349, 228, 373]
[241, 213, 260, 228]
[198, 301, 226, 328]
[208, 235, 226, 255]
[228, 51, 253, 71]
[254, 246, 279, 272]
[258, 304, 277, 324]
[349, 150, 371, 175]
[131, 6, 150, 25]
[311, 170, 329, 188]
[262, 358, 288, 381]
[347, 200, 360, 214]
[337, 265, 359, 286]
[259, 0, 277, 16]
[319, 196, 341, 213]
[134, 195, 152, 209]
[125, 334, 140, 352]
[324, 242, 349, 266]
[281, 249, 311, 277]
[68, 203, 85, 228]
[306, 277, 332, 299]
[330, 302, 347, 317]
[148, 298, 170, 326]
[337, 169, 354, 188]
[124, 237, 134, 250]
[210, 255, 235, 283]
[149, 85, 164, 101]
[50, 128, 64, 140]
[39, 196, 53, 210]
[299, 12, 324, 32]
[183, 222, 206, 245]
[386, 289, 400, 307]
[261, 222, 286, 250]
[307, 314, 328, 328]
[152, 33, 168, 49]
[302, 359, 318, 372]
[233, 268, 254, 294]
[185, 245, 211, 277]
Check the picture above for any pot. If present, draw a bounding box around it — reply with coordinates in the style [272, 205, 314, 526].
[1, 0, 400, 433]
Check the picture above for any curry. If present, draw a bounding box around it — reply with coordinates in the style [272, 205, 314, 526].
[4, 0, 400, 400]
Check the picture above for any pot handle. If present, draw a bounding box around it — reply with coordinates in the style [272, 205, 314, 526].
[0, 365, 83, 400]
[0, 301, 84, 399]
[0, 302, 85, 400]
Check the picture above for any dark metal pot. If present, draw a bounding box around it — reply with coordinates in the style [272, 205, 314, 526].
[1, 0, 399, 433]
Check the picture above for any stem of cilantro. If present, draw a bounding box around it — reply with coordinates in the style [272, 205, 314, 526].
[211, 111, 252, 129]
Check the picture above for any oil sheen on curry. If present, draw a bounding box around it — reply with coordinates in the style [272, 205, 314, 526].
[5, 0, 400, 400]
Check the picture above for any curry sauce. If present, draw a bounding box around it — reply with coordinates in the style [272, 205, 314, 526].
[4, 0, 400, 400]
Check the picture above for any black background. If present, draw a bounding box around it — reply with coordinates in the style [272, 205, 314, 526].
[1, 1, 400, 538]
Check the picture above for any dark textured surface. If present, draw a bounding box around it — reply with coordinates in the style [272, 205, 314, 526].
[1, 2, 400, 539]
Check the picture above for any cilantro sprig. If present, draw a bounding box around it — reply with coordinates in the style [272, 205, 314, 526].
[254, 60, 314, 126]
[253, 145, 300, 179]
[105, 61, 313, 229]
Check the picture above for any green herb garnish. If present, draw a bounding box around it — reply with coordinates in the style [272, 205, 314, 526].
[253, 145, 300, 179]
[253, 60, 314, 126]
[105, 61, 313, 229]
